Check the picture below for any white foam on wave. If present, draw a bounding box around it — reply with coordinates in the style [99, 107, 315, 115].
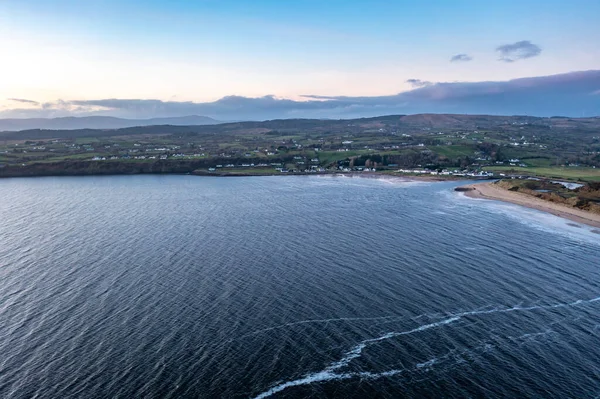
[236, 315, 400, 341]
[253, 370, 346, 399]
[449, 189, 600, 246]
[510, 329, 555, 343]
[309, 174, 431, 188]
[252, 295, 600, 399]
[325, 316, 461, 373]
[416, 358, 438, 369]
[372, 177, 431, 187]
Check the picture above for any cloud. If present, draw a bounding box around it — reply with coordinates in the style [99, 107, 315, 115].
[406, 79, 433, 88]
[450, 54, 473, 62]
[496, 40, 542, 62]
[1, 70, 599, 120]
[7, 98, 40, 105]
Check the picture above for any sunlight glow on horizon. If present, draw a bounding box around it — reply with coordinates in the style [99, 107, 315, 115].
[1, 0, 599, 117]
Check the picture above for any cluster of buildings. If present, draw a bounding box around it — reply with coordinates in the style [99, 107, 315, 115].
[397, 169, 495, 177]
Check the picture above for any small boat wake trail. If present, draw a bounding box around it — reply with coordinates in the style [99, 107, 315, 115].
[251, 295, 600, 399]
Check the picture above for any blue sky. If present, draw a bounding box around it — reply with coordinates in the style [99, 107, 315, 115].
[1, 0, 599, 119]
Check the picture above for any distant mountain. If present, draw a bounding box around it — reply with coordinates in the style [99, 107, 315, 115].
[3, 113, 600, 141]
[0, 115, 219, 131]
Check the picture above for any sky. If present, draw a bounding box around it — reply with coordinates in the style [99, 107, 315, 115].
[1, 0, 599, 120]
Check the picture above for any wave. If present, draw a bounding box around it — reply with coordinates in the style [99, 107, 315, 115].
[448, 189, 600, 246]
[252, 295, 600, 399]
[310, 174, 431, 188]
[232, 315, 401, 341]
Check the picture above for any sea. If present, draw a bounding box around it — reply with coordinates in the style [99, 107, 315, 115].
[1, 175, 599, 399]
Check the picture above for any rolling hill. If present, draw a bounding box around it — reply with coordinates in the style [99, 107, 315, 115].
[0, 115, 219, 132]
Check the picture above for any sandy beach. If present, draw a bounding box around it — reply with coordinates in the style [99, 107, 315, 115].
[461, 182, 600, 229]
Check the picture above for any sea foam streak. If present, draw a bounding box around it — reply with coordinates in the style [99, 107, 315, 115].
[252, 296, 600, 399]
[236, 315, 400, 340]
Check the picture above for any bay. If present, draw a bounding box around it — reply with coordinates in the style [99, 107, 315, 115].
[0, 175, 599, 398]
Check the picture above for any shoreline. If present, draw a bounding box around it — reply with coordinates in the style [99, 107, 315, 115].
[5, 167, 598, 228]
[460, 182, 600, 229]
[192, 171, 465, 181]
[0, 167, 474, 182]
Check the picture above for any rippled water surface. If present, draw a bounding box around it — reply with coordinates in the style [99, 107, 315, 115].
[1, 175, 599, 398]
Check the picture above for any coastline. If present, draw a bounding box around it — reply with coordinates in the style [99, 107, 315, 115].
[193, 171, 462, 181]
[0, 164, 468, 182]
[461, 182, 600, 229]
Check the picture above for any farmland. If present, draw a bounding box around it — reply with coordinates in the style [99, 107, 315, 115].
[1, 114, 599, 181]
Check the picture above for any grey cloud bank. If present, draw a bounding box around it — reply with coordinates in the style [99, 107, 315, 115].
[2, 70, 599, 121]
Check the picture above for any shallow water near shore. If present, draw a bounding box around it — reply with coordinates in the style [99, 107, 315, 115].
[452, 189, 600, 245]
[1, 175, 599, 398]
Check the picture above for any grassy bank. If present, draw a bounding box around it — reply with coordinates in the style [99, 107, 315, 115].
[483, 166, 600, 182]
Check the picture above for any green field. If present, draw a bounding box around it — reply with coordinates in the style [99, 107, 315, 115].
[2, 114, 600, 178]
[484, 166, 600, 182]
[317, 150, 363, 165]
[201, 168, 280, 175]
[431, 145, 474, 158]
